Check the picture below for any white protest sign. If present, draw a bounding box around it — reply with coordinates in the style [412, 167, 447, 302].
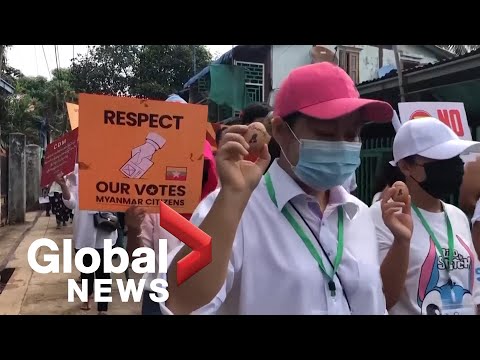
[398, 102, 477, 163]
[398, 102, 472, 140]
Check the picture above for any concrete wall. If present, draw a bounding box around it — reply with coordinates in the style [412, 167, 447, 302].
[271, 45, 443, 90]
[8, 133, 26, 224]
[25, 144, 41, 212]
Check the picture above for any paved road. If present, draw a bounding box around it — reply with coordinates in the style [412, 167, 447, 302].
[0, 212, 142, 315]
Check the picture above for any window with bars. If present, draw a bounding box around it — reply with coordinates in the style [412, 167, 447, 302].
[234, 60, 265, 104]
[205, 60, 265, 120]
[338, 46, 361, 84]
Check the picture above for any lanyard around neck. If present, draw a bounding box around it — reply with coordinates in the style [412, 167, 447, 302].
[411, 204, 454, 273]
[264, 172, 344, 296]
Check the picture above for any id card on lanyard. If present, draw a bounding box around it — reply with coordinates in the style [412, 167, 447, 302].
[442, 304, 477, 315]
[264, 172, 350, 314]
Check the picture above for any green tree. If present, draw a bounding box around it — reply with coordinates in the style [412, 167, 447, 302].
[69, 45, 212, 99]
[4, 68, 77, 144]
[70, 45, 140, 96]
[130, 45, 211, 99]
[1, 93, 40, 145]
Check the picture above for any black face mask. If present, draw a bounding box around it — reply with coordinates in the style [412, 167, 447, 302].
[411, 156, 464, 199]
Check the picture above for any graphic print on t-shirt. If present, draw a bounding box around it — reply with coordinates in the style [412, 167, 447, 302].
[417, 236, 475, 315]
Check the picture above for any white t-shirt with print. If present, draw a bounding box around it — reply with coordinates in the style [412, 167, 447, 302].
[370, 201, 480, 315]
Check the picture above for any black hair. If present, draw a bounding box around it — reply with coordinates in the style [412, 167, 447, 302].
[402, 155, 417, 165]
[266, 139, 281, 171]
[282, 111, 320, 129]
[215, 126, 227, 146]
[202, 160, 209, 188]
[373, 154, 406, 194]
[240, 103, 272, 125]
[225, 117, 243, 125]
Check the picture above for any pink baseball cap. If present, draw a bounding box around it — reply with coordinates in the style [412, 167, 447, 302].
[274, 62, 393, 122]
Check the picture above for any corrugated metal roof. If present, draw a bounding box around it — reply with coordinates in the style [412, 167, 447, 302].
[183, 45, 268, 89]
[0, 78, 14, 94]
[358, 48, 480, 87]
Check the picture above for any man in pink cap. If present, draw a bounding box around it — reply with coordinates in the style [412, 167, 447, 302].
[161, 62, 409, 315]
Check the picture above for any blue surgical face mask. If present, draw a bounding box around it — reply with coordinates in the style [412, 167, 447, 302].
[282, 126, 362, 191]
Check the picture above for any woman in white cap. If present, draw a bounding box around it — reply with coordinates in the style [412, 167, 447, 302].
[370, 117, 480, 315]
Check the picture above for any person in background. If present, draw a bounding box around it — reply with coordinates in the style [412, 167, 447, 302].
[239, 103, 272, 124]
[49, 180, 72, 229]
[459, 155, 480, 217]
[371, 154, 405, 205]
[41, 156, 51, 217]
[58, 165, 118, 314]
[472, 200, 480, 258]
[239, 103, 281, 170]
[161, 62, 402, 315]
[65, 171, 76, 223]
[370, 118, 480, 315]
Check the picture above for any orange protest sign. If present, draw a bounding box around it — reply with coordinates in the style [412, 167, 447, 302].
[66, 102, 79, 130]
[78, 94, 208, 214]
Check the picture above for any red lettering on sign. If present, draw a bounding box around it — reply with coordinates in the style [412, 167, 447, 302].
[436, 109, 464, 137]
[410, 110, 431, 120]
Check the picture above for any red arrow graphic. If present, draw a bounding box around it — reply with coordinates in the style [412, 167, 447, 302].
[159, 202, 212, 285]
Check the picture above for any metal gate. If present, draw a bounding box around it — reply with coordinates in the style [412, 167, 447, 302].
[357, 137, 394, 205]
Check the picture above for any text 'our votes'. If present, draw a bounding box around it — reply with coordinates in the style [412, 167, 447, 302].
[103, 110, 184, 129]
[95, 182, 186, 196]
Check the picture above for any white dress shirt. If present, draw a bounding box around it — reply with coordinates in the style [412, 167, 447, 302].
[62, 173, 117, 250]
[161, 160, 386, 315]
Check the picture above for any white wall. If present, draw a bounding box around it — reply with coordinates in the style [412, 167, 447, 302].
[271, 45, 442, 90]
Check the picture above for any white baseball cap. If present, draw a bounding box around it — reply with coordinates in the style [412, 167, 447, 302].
[390, 117, 480, 166]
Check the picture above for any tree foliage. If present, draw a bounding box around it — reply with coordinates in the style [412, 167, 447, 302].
[70, 45, 139, 96]
[70, 45, 211, 99]
[1, 68, 77, 145]
[1, 44, 213, 146]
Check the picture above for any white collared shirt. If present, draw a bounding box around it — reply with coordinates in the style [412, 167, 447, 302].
[161, 160, 386, 315]
[62, 173, 117, 249]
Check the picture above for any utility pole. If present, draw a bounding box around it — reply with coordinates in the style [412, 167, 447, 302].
[393, 45, 406, 102]
[0, 45, 4, 79]
[193, 46, 197, 74]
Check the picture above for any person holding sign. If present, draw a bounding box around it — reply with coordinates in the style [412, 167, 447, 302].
[161, 62, 401, 315]
[370, 118, 480, 315]
[58, 167, 118, 314]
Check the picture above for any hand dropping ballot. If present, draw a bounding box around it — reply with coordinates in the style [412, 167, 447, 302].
[120, 132, 167, 179]
[27, 238, 170, 303]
